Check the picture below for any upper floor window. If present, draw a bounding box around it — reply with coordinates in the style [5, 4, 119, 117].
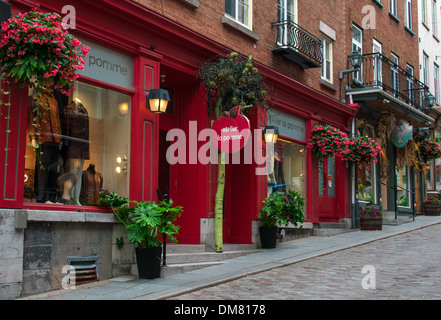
[352, 25, 363, 82]
[435, 64, 440, 103]
[422, 0, 428, 25]
[389, 0, 398, 16]
[225, 0, 252, 28]
[432, 0, 438, 37]
[405, 0, 412, 30]
[321, 38, 333, 83]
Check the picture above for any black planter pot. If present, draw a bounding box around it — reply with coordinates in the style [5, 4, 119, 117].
[259, 226, 278, 249]
[135, 246, 162, 279]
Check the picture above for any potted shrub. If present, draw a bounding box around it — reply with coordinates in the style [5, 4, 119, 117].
[100, 192, 183, 279]
[257, 190, 305, 248]
[422, 199, 441, 216]
[359, 208, 382, 230]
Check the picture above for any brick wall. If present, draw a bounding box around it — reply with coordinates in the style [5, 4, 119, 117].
[133, 0, 348, 102]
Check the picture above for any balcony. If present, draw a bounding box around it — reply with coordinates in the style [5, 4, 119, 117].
[271, 20, 323, 69]
[345, 53, 434, 127]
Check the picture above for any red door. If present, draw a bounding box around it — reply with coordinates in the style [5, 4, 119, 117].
[317, 157, 339, 221]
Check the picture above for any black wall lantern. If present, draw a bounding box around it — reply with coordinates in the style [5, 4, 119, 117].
[263, 125, 279, 144]
[338, 50, 363, 80]
[0, 1, 11, 26]
[146, 88, 170, 114]
[425, 92, 436, 108]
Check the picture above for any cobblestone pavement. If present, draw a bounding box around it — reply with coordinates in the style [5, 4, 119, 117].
[171, 224, 441, 300]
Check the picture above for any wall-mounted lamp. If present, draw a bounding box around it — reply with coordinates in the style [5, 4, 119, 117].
[116, 155, 128, 174]
[146, 88, 170, 114]
[425, 92, 436, 108]
[338, 51, 364, 80]
[263, 125, 279, 144]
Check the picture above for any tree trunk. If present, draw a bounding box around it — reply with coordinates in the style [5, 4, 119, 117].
[214, 151, 225, 252]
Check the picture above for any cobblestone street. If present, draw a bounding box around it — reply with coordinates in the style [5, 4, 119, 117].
[172, 223, 441, 300]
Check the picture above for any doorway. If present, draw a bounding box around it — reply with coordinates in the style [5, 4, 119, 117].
[317, 157, 339, 220]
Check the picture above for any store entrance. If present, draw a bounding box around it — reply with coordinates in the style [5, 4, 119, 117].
[317, 157, 339, 221]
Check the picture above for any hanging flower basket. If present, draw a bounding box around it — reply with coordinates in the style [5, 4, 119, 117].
[418, 138, 441, 161]
[307, 124, 348, 159]
[341, 136, 381, 167]
[0, 8, 89, 96]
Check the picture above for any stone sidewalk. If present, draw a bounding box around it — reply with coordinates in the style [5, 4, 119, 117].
[20, 215, 441, 300]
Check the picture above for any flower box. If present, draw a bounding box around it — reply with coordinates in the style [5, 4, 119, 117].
[359, 208, 382, 230]
[422, 203, 441, 216]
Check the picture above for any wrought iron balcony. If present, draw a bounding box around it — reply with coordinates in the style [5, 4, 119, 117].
[271, 20, 323, 69]
[345, 53, 435, 126]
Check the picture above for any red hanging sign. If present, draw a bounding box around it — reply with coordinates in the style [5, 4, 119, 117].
[211, 106, 251, 153]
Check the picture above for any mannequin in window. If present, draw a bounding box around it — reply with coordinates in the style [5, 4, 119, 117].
[63, 98, 90, 205]
[28, 89, 62, 203]
[57, 172, 77, 205]
[80, 163, 103, 205]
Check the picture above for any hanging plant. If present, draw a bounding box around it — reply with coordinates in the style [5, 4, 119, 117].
[307, 124, 348, 159]
[340, 136, 381, 167]
[0, 8, 89, 97]
[418, 138, 441, 161]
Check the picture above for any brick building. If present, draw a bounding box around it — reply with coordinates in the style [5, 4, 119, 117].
[1, 0, 434, 299]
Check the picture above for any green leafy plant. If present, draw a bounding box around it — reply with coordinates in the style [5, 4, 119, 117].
[258, 190, 305, 228]
[100, 192, 183, 249]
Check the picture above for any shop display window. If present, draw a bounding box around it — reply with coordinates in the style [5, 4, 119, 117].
[24, 81, 131, 206]
[268, 139, 306, 206]
[357, 125, 377, 203]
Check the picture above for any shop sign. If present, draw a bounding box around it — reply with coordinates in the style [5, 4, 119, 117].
[77, 38, 133, 90]
[211, 107, 251, 153]
[392, 120, 413, 148]
[267, 109, 306, 142]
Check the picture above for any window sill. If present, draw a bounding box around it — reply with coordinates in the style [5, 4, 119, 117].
[423, 22, 430, 31]
[433, 34, 440, 42]
[180, 0, 199, 8]
[320, 78, 337, 91]
[405, 26, 415, 36]
[221, 15, 260, 41]
[372, 0, 384, 8]
[389, 12, 400, 23]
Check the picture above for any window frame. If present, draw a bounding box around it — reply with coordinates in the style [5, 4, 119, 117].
[352, 24, 363, 83]
[321, 37, 333, 83]
[225, 0, 253, 29]
[389, 0, 398, 16]
[404, 0, 413, 30]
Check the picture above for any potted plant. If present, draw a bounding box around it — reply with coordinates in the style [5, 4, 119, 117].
[100, 192, 183, 279]
[340, 136, 381, 167]
[418, 138, 441, 161]
[422, 199, 441, 216]
[257, 190, 305, 248]
[359, 208, 382, 230]
[307, 124, 348, 159]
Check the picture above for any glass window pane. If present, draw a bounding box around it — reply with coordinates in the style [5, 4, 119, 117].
[25, 82, 131, 206]
[268, 140, 306, 203]
[225, 0, 236, 17]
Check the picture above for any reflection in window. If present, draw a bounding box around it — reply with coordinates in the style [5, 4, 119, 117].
[24, 82, 131, 206]
[268, 139, 306, 205]
[357, 125, 377, 203]
[396, 165, 410, 208]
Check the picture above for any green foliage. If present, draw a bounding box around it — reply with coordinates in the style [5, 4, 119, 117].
[197, 52, 268, 117]
[258, 190, 305, 228]
[100, 192, 183, 249]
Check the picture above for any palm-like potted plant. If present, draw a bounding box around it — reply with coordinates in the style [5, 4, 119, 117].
[100, 192, 183, 279]
[257, 190, 305, 248]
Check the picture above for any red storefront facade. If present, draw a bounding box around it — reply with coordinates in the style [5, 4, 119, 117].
[0, 0, 358, 297]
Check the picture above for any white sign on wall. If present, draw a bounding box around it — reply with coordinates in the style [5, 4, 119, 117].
[78, 38, 133, 90]
[267, 109, 306, 142]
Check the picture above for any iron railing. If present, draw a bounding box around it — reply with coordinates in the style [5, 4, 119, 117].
[348, 53, 432, 110]
[271, 20, 323, 66]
